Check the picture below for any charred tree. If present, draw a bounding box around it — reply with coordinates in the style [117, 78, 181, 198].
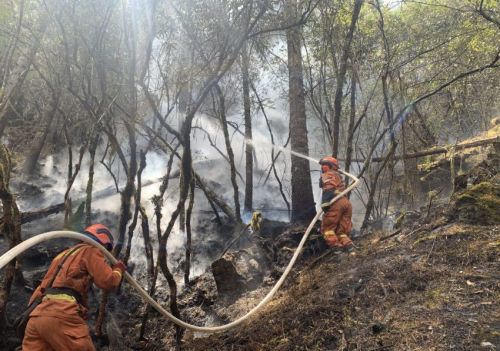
[63, 140, 86, 228]
[139, 145, 176, 341]
[184, 178, 195, 286]
[85, 131, 100, 226]
[286, 4, 315, 222]
[139, 207, 154, 286]
[241, 42, 253, 214]
[124, 150, 147, 263]
[215, 84, 242, 222]
[0, 146, 22, 333]
[344, 73, 356, 194]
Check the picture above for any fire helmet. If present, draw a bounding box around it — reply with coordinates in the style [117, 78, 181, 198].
[84, 224, 114, 251]
[319, 156, 339, 170]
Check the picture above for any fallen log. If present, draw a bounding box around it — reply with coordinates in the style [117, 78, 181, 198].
[1, 176, 174, 227]
[20, 203, 65, 224]
[348, 136, 499, 163]
[2, 171, 236, 227]
[194, 173, 237, 223]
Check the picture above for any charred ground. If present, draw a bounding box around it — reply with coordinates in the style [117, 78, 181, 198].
[121, 153, 499, 351]
[1, 144, 499, 351]
[181, 205, 499, 350]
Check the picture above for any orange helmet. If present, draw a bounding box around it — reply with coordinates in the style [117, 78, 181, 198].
[319, 156, 339, 170]
[84, 224, 114, 251]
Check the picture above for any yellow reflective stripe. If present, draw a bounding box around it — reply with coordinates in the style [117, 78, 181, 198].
[112, 270, 122, 278]
[43, 294, 76, 303]
[324, 230, 336, 237]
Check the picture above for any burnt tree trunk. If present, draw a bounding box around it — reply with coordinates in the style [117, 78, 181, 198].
[139, 207, 154, 286]
[124, 150, 147, 263]
[139, 145, 177, 340]
[63, 144, 86, 228]
[85, 132, 100, 226]
[184, 178, 195, 286]
[345, 73, 356, 194]
[179, 171, 186, 233]
[0, 146, 22, 334]
[286, 11, 314, 222]
[215, 84, 242, 222]
[242, 42, 253, 214]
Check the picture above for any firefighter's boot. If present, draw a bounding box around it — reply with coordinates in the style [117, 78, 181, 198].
[338, 233, 355, 255]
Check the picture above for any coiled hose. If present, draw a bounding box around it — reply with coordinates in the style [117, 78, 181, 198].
[0, 170, 359, 333]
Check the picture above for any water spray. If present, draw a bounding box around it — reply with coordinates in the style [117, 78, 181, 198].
[244, 138, 319, 163]
[0, 150, 359, 333]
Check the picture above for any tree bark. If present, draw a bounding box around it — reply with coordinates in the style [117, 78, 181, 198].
[286, 6, 315, 222]
[63, 144, 86, 228]
[184, 178, 195, 286]
[215, 84, 242, 222]
[85, 132, 100, 226]
[344, 73, 356, 194]
[0, 146, 22, 334]
[124, 150, 147, 264]
[242, 42, 253, 214]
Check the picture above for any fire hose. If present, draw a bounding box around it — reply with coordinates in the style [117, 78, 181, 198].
[0, 170, 359, 333]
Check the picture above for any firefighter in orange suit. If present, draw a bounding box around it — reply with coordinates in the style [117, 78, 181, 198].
[22, 224, 126, 351]
[319, 156, 354, 253]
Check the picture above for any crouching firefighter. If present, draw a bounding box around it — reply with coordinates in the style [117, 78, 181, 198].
[319, 156, 355, 254]
[22, 224, 127, 351]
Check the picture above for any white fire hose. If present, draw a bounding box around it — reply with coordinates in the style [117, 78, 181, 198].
[0, 170, 359, 333]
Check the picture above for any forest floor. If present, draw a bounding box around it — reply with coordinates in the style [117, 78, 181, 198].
[5, 195, 498, 351]
[180, 212, 499, 351]
[177, 151, 500, 351]
[2, 141, 498, 351]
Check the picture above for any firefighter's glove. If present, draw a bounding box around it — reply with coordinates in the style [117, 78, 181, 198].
[112, 261, 127, 274]
[250, 211, 263, 231]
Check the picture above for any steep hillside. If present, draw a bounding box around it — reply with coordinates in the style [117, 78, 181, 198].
[180, 159, 499, 351]
[183, 220, 498, 350]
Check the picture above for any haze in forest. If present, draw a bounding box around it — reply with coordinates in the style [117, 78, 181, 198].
[0, 0, 498, 349]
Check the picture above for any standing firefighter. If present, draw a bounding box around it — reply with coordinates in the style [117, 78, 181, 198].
[22, 224, 126, 351]
[319, 156, 354, 253]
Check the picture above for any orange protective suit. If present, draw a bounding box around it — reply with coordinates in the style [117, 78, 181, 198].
[22, 244, 123, 351]
[320, 168, 353, 249]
